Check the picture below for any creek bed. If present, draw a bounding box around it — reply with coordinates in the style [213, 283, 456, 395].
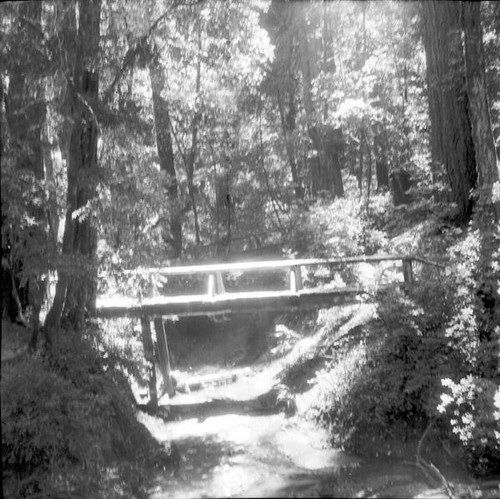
[138, 410, 471, 498]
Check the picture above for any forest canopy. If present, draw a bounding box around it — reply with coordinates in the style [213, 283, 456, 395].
[1, 0, 499, 334]
[2, 0, 500, 496]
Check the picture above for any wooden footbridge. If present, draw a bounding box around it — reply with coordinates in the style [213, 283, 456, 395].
[96, 254, 442, 409]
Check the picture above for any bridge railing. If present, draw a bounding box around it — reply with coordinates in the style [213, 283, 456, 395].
[123, 254, 444, 298]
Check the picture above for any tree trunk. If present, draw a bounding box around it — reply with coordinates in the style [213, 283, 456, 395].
[323, 126, 344, 198]
[462, 1, 499, 378]
[365, 134, 373, 210]
[374, 130, 390, 190]
[149, 62, 183, 258]
[268, 0, 304, 200]
[358, 140, 364, 194]
[277, 89, 304, 200]
[45, 0, 101, 332]
[299, 20, 338, 198]
[462, 1, 499, 205]
[186, 23, 202, 245]
[421, 1, 477, 221]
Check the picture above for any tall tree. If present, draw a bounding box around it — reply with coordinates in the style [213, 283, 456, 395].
[461, 1, 500, 383]
[45, 0, 102, 333]
[298, 7, 344, 199]
[461, 1, 499, 207]
[267, 0, 304, 200]
[421, 1, 477, 221]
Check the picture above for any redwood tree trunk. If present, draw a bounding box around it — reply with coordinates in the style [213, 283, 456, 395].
[421, 1, 477, 221]
[461, 1, 499, 205]
[269, 1, 304, 201]
[299, 19, 343, 199]
[462, 1, 499, 378]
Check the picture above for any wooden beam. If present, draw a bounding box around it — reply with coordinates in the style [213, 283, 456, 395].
[207, 274, 216, 297]
[289, 266, 303, 293]
[140, 316, 158, 411]
[207, 271, 225, 296]
[153, 318, 175, 398]
[97, 288, 363, 318]
[122, 254, 416, 277]
[215, 271, 226, 294]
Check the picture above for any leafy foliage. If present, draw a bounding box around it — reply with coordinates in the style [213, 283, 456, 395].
[308, 221, 500, 476]
[308, 278, 455, 456]
[438, 376, 500, 476]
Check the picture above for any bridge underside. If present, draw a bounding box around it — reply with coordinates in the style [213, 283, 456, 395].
[96, 287, 364, 319]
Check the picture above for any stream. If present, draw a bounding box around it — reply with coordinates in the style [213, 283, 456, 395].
[139, 409, 459, 498]
[135, 358, 473, 499]
[134, 313, 497, 498]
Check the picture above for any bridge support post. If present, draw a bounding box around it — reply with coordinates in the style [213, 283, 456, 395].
[215, 271, 225, 294]
[207, 274, 215, 297]
[153, 318, 175, 398]
[140, 316, 158, 411]
[402, 258, 414, 291]
[290, 266, 303, 293]
[207, 272, 225, 297]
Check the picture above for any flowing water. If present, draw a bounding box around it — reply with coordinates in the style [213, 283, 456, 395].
[136, 313, 496, 498]
[137, 358, 477, 499]
[139, 408, 466, 498]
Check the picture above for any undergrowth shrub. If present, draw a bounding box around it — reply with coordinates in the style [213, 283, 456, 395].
[1, 329, 161, 497]
[434, 227, 500, 477]
[308, 276, 463, 457]
[438, 376, 500, 477]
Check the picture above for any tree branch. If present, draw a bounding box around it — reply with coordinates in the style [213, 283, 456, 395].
[102, 0, 204, 103]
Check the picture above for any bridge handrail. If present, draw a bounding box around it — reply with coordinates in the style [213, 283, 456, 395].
[122, 254, 444, 277]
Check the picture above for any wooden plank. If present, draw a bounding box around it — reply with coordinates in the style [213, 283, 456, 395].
[122, 254, 412, 277]
[97, 287, 363, 318]
[215, 271, 226, 294]
[207, 271, 226, 296]
[207, 274, 216, 297]
[140, 317, 158, 411]
[289, 266, 303, 293]
[153, 319, 175, 397]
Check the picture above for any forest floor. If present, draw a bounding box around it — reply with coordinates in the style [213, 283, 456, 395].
[136, 307, 484, 498]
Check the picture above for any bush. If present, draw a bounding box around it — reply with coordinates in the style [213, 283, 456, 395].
[438, 376, 500, 477]
[1, 330, 161, 497]
[308, 331, 448, 456]
[308, 275, 463, 456]
[308, 243, 500, 477]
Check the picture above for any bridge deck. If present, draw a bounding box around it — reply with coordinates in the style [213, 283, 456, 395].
[96, 287, 363, 318]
